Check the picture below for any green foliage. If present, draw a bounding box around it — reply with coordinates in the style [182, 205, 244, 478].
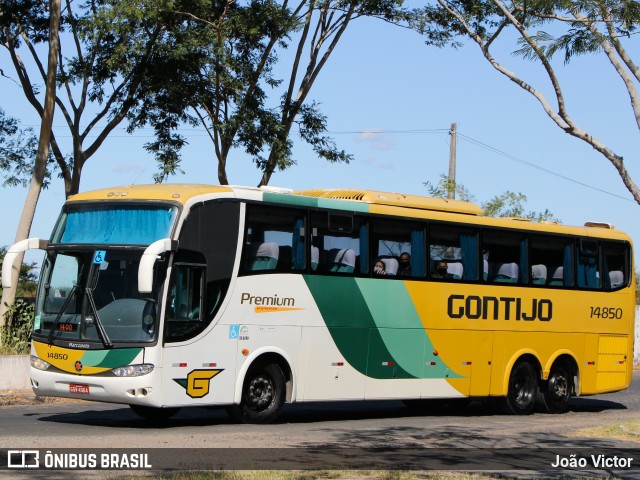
[408, 0, 640, 65]
[482, 191, 560, 222]
[424, 174, 560, 222]
[424, 173, 475, 202]
[0, 109, 55, 189]
[119, 0, 400, 184]
[3, 0, 402, 187]
[0, 300, 34, 355]
[1, 0, 184, 195]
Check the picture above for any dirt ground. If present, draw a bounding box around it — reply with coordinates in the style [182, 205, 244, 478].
[0, 390, 84, 406]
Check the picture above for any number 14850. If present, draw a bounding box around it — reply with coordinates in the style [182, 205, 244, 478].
[590, 307, 623, 319]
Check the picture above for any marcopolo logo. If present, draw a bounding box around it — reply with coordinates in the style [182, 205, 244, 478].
[7, 450, 39, 468]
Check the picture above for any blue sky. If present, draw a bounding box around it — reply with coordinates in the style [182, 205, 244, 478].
[1, 13, 639, 266]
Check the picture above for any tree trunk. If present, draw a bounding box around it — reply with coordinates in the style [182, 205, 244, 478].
[0, 0, 61, 336]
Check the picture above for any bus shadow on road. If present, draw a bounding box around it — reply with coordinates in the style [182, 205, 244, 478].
[568, 396, 628, 413]
[32, 395, 628, 429]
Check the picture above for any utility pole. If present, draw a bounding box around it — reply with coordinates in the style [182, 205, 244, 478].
[448, 122, 457, 200]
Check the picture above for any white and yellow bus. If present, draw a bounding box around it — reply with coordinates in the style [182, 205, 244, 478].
[2, 184, 634, 421]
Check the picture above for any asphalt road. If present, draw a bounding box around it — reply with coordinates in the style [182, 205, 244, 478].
[2, 373, 640, 476]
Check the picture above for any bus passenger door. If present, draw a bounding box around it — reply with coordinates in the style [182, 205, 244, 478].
[299, 326, 366, 401]
[469, 331, 494, 396]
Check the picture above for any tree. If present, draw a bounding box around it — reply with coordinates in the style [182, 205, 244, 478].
[0, 0, 60, 333]
[0, 0, 203, 319]
[424, 173, 559, 221]
[133, 0, 402, 185]
[408, 0, 640, 204]
[0, 0, 181, 197]
[0, 109, 54, 189]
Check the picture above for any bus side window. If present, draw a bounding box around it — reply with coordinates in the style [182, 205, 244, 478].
[371, 219, 426, 278]
[165, 263, 205, 341]
[531, 235, 574, 288]
[311, 212, 368, 275]
[241, 205, 306, 274]
[429, 224, 478, 281]
[483, 230, 527, 284]
[603, 241, 629, 290]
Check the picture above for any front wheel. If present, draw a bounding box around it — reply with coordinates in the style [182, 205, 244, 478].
[498, 361, 537, 415]
[227, 363, 286, 424]
[129, 404, 181, 420]
[538, 364, 572, 414]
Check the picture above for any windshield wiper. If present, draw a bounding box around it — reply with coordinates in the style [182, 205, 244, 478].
[47, 285, 78, 346]
[85, 286, 113, 349]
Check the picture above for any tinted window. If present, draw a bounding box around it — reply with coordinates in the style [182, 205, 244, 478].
[241, 205, 306, 274]
[165, 202, 239, 343]
[603, 241, 628, 290]
[311, 212, 367, 275]
[371, 219, 425, 278]
[429, 224, 478, 281]
[530, 235, 574, 287]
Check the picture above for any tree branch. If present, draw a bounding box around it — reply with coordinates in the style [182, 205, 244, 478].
[573, 8, 640, 131]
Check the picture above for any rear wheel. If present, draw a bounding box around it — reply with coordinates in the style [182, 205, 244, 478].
[498, 361, 537, 415]
[129, 404, 181, 420]
[538, 364, 572, 414]
[227, 363, 286, 424]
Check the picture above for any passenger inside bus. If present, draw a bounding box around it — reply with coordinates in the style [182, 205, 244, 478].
[397, 252, 411, 276]
[373, 259, 387, 276]
[432, 260, 452, 279]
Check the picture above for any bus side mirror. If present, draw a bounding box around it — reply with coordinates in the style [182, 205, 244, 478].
[142, 299, 156, 334]
[2, 238, 48, 288]
[138, 238, 177, 294]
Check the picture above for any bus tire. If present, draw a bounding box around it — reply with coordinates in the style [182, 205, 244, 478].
[227, 363, 286, 424]
[538, 364, 572, 414]
[129, 404, 180, 420]
[499, 361, 537, 415]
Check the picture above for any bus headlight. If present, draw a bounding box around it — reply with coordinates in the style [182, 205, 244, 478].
[30, 355, 51, 371]
[111, 364, 154, 377]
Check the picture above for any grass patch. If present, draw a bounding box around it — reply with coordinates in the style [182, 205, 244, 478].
[567, 418, 640, 443]
[0, 344, 24, 355]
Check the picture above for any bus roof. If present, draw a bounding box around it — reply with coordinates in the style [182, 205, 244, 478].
[65, 184, 630, 242]
[293, 188, 484, 215]
[67, 184, 234, 203]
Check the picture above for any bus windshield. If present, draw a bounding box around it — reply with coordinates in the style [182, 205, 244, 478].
[52, 203, 177, 245]
[34, 249, 163, 345]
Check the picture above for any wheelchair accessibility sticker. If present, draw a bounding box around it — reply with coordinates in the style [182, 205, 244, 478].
[229, 325, 239, 339]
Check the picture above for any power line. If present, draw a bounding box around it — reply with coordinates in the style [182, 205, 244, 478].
[456, 132, 634, 203]
[20, 122, 636, 202]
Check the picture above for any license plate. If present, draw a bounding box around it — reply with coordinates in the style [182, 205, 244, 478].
[69, 384, 90, 395]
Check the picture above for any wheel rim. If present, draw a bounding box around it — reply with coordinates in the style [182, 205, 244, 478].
[547, 370, 569, 407]
[246, 374, 274, 411]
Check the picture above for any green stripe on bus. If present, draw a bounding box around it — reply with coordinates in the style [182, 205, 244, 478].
[303, 275, 414, 379]
[82, 348, 143, 368]
[354, 278, 462, 379]
[263, 192, 370, 213]
[355, 279, 428, 378]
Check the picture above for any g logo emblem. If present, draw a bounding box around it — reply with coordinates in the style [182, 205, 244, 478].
[74, 361, 83, 372]
[173, 369, 223, 398]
